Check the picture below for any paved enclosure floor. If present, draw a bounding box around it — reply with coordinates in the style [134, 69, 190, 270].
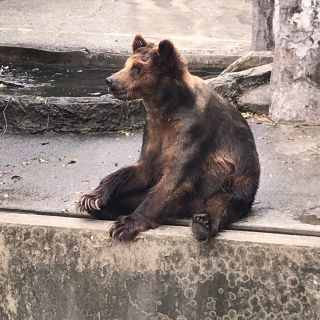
[0, 0, 251, 54]
[1, 121, 319, 237]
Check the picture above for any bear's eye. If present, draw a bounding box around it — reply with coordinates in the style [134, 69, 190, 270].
[132, 66, 141, 77]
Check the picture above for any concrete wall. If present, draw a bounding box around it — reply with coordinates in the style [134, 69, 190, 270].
[0, 212, 319, 320]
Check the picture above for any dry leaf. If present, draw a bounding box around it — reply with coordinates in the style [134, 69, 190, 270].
[39, 158, 49, 164]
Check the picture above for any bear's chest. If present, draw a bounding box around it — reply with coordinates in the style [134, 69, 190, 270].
[146, 118, 180, 151]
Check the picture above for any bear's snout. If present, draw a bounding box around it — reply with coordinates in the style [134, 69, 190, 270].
[106, 76, 125, 94]
[105, 76, 115, 89]
[105, 75, 128, 99]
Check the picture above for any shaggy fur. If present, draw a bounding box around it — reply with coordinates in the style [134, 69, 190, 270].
[78, 35, 260, 241]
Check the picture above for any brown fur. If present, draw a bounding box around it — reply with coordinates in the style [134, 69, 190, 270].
[78, 35, 260, 241]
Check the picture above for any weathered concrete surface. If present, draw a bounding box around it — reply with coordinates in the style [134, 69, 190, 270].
[238, 84, 271, 114]
[0, 211, 319, 320]
[270, 0, 320, 124]
[0, 46, 242, 72]
[1, 122, 320, 236]
[207, 64, 272, 109]
[252, 0, 275, 51]
[0, 0, 251, 55]
[0, 95, 145, 133]
[220, 51, 273, 75]
[0, 49, 272, 73]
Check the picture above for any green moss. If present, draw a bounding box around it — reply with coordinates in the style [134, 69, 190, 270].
[80, 127, 92, 135]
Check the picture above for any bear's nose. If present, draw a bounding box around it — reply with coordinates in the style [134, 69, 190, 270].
[105, 77, 114, 88]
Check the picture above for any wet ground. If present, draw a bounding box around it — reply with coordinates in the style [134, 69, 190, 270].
[0, 65, 218, 97]
[1, 121, 319, 237]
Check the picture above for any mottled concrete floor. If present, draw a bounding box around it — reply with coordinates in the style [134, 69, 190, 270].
[0, 0, 251, 54]
[1, 121, 319, 236]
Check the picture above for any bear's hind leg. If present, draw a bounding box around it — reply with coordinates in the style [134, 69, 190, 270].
[191, 193, 251, 241]
[191, 193, 229, 241]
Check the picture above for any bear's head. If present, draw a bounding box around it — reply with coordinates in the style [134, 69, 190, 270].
[106, 35, 187, 100]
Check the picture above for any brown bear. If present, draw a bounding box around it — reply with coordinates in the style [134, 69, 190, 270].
[78, 35, 260, 241]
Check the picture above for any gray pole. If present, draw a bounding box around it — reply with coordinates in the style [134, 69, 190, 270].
[270, 0, 320, 124]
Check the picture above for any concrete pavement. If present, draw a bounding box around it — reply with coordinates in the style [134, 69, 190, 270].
[1, 121, 319, 237]
[0, 0, 252, 55]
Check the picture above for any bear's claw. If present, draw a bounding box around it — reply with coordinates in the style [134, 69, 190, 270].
[109, 216, 139, 241]
[78, 194, 101, 213]
[109, 215, 156, 241]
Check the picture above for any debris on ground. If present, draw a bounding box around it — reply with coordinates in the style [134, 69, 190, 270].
[67, 160, 77, 165]
[11, 175, 22, 182]
[241, 111, 270, 122]
[39, 158, 49, 164]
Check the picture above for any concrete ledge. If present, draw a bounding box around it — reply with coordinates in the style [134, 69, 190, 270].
[0, 46, 241, 72]
[0, 212, 319, 320]
[0, 95, 145, 133]
[0, 46, 273, 72]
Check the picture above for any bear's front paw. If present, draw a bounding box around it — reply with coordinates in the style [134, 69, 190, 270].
[109, 215, 156, 241]
[77, 192, 104, 214]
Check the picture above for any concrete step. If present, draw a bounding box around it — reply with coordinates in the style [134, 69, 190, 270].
[0, 211, 319, 320]
[0, 95, 146, 134]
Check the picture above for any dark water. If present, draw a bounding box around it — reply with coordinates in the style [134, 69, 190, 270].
[0, 65, 218, 97]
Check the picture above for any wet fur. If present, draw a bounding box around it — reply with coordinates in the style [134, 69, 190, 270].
[78, 35, 260, 241]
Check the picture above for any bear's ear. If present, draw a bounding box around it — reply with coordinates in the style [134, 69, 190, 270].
[158, 39, 175, 60]
[132, 34, 147, 52]
[157, 39, 186, 78]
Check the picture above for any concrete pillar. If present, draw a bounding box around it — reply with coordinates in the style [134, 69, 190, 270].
[270, 0, 320, 124]
[252, 0, 275, 51]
